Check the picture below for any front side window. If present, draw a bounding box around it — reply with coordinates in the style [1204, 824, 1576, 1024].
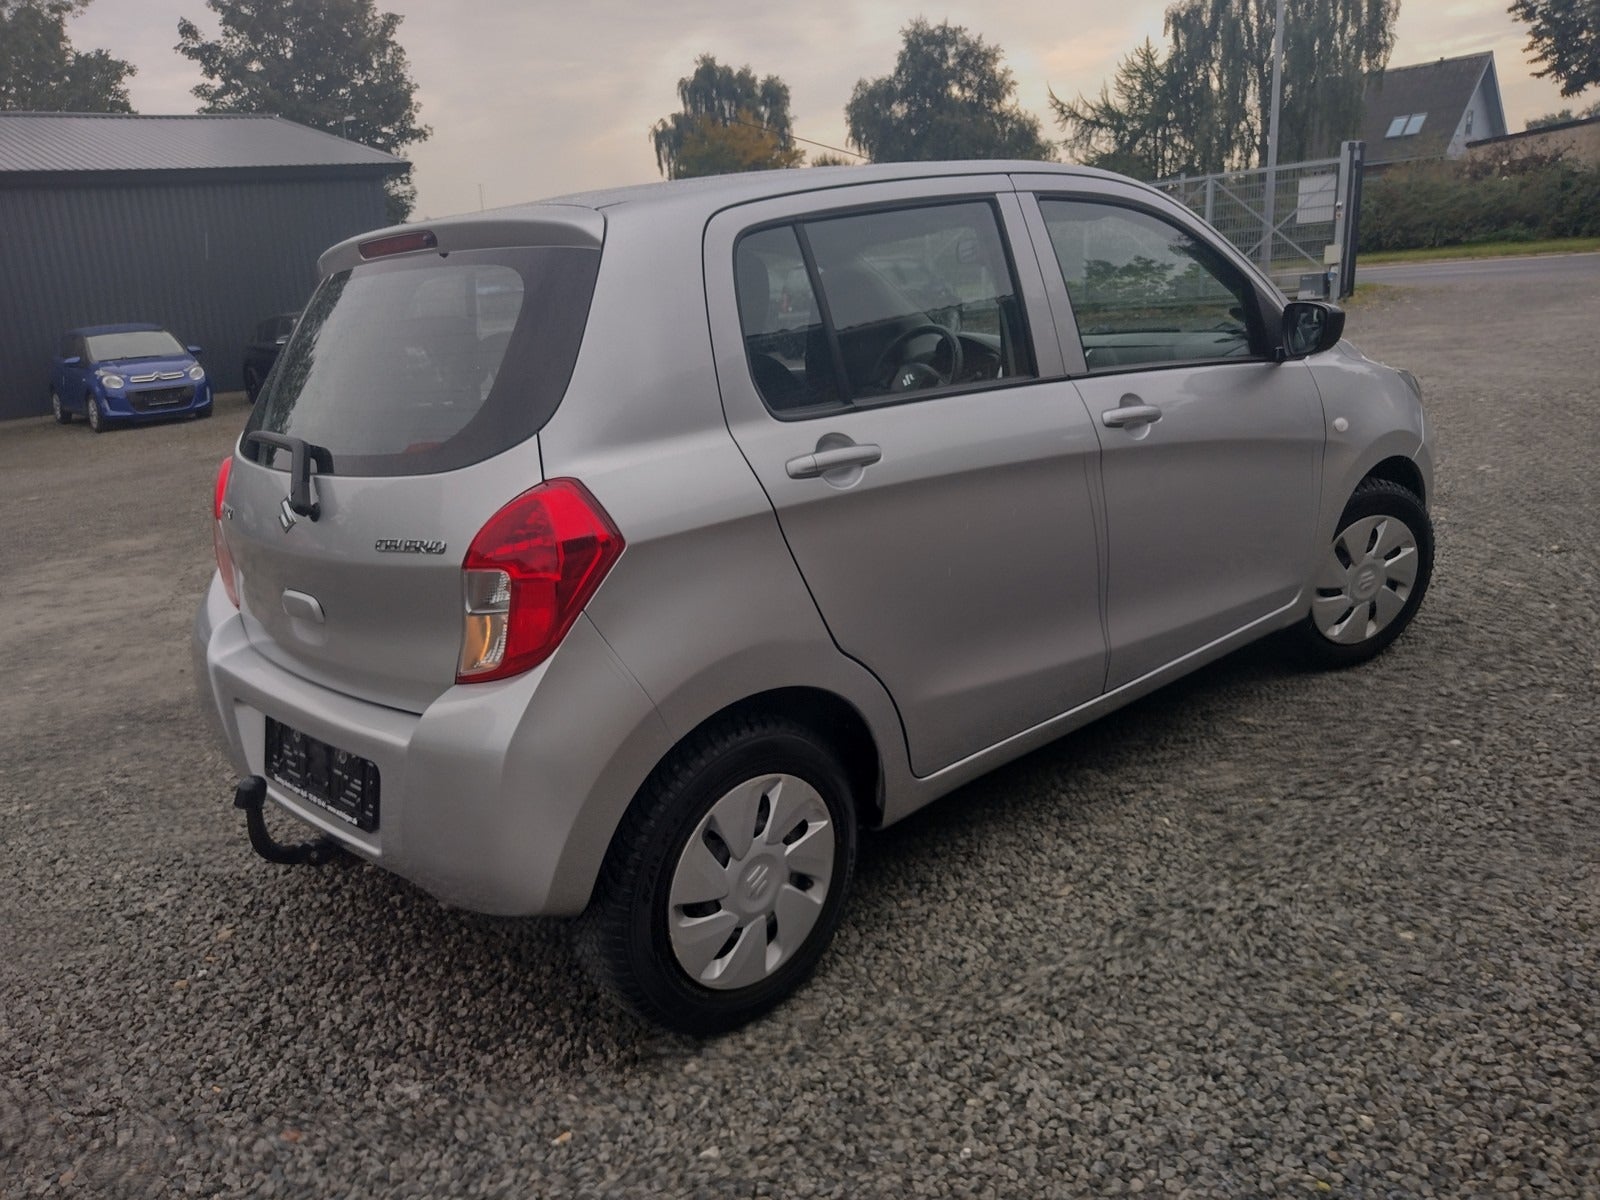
[734, 200, 1035, 416]
[1039, 199, 1262, 372]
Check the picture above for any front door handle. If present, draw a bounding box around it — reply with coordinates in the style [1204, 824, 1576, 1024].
[1101, 404, 1163, 429]
[785, 443, 883, 479]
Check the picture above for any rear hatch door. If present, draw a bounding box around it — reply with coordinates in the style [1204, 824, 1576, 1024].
[222, 229, 600, 713]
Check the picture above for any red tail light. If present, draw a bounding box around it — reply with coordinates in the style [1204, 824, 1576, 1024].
[212, 455, 240, 607]
[456, 480, 624, 683]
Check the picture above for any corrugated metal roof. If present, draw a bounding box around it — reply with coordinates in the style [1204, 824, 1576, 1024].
[0, 113, 405, 175]
[1361, 53, 1498, 165]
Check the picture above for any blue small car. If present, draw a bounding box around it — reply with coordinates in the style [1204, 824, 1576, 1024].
[50, 323, 214, 432]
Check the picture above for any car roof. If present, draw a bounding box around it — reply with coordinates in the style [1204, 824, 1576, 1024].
[535, 159, 1123, 213]
[68, 322, 167, 336]
[321, 160, 1139, 273]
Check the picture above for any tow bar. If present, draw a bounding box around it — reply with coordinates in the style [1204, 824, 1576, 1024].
[233, 776, 342, 866]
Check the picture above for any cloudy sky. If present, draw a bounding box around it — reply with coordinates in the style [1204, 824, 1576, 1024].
[70, 0, 1571, 220]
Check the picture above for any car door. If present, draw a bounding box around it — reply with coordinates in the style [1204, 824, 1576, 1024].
[1016, 182, 1326, 690]
[705, 179, 1108, 778]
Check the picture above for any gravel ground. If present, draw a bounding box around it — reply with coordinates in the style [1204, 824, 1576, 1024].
[2, 265, 1597, 1198]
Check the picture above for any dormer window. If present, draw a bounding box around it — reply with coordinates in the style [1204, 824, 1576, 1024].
[1386, 113, 1428, 137]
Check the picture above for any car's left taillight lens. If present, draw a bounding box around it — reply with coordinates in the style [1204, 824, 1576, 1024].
[457, 479, 624, 683]
[212, 455, 240, 608]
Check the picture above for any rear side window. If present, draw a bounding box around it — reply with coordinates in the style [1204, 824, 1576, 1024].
[244, 245, 599, 477]
[735, 200, 1035, 417]
[1039, 199, 1264, 371]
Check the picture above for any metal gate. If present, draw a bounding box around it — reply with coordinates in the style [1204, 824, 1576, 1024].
[1153, 140, 1365, 299]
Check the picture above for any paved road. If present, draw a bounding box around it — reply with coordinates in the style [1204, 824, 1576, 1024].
[2, 277, 1597, 1197]
[1357, 249, 1600, 289]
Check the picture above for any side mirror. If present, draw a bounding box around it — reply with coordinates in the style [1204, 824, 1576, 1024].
[1279, 300, 1345, 360]
[187, 345, 203, 356]
[63, 355, 82, 367]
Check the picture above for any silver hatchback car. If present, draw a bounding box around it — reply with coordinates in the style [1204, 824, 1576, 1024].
[194, 161, 1433, 1032]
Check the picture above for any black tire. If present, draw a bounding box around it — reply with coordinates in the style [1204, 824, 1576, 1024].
[244, 367, 262, 403]
[194, 404, 213, 420]
[1294, 478, 1433, 668]
[51, 391, 71, 425]
[579, 715, 858, 1035]
[84, 392, 104, 434]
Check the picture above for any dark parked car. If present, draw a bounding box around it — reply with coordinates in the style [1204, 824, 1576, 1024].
[242, 312, 299, 402]
[50, 323, 213, 433]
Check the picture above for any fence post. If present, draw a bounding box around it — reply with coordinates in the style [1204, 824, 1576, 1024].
[1338, 140, 1365, 299]
[1204, 176, 1215, 225]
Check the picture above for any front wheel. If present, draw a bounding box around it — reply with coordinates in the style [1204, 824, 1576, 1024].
[580, 716, 858, 1035]
[1294, 478, 1433, 668]
[84, 392, 104, 434]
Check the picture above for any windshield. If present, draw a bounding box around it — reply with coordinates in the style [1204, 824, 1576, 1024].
[86, 330, 185, 362]
[243, 245, 600, 477]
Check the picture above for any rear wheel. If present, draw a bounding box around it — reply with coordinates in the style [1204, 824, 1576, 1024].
[1295, 478, 1432, 667]
[51, 391, 70, 425]
[580, 715, 858, 1034]
[84, 392, 104, 434]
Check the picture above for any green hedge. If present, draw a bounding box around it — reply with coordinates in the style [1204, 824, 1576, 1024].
[1359, 157, 1600, 252]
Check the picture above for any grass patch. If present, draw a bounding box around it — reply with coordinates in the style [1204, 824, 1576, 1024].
[1340, 283, 1401, 308]
[1360, 237, 1600, 266]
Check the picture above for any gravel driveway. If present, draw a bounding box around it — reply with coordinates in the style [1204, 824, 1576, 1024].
[1, 267, 1596, 1198]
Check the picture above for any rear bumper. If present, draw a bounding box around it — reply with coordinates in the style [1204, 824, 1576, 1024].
[192, 573, 672, 916]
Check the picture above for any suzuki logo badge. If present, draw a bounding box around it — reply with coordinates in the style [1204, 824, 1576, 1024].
[279, 497, 297, 533]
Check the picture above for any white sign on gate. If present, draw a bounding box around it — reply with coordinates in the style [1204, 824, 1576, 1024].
[1296, 173, 1338, 224]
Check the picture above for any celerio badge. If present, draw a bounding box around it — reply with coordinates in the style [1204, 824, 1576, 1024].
[375, 538, 447, 555]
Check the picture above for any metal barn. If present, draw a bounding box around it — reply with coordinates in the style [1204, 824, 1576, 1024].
[0, 112, 406, 421]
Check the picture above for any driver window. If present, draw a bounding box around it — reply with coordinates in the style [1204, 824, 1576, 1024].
[803, 201, 1034, 403]
[1039, 199, 1260, 372]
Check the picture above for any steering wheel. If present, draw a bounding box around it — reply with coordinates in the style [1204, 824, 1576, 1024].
[871, 323, 963, 393]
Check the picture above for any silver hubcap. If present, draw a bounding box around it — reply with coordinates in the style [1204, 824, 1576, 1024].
[667, 773, 835, 992]
[87, 396, 99, 429]
[52, 393, 61, 419]
[1312, 514, 1419, 644]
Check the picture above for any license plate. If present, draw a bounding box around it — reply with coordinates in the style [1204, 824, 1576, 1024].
[265, 717, 380, 832]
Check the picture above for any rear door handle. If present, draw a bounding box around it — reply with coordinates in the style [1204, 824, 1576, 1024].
[785, 443, 883, 479]
[1101, 404, 1163, 429]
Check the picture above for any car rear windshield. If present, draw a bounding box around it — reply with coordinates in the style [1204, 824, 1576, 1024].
[242, 245, 600, 477]
[87, 330, 185, 361]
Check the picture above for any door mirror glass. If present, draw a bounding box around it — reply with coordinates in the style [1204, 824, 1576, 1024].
[1280, 301, 1345, 359]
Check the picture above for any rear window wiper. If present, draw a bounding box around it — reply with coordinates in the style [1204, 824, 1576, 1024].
[244, 432, 334, 523]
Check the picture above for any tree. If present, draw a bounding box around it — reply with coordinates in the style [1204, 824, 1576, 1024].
[671, 109, 804, 177]
[845, 19, 1053, 163]
[651, 55, 798, 179]
[1, 0, 136, 112]
[1056, 0, 1397, 177]
[1050, 39, 1192, 179]
[176, 0, 429, 221]
[1527, 98, 1600, 128]
[1510, 0, 1600, 97]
